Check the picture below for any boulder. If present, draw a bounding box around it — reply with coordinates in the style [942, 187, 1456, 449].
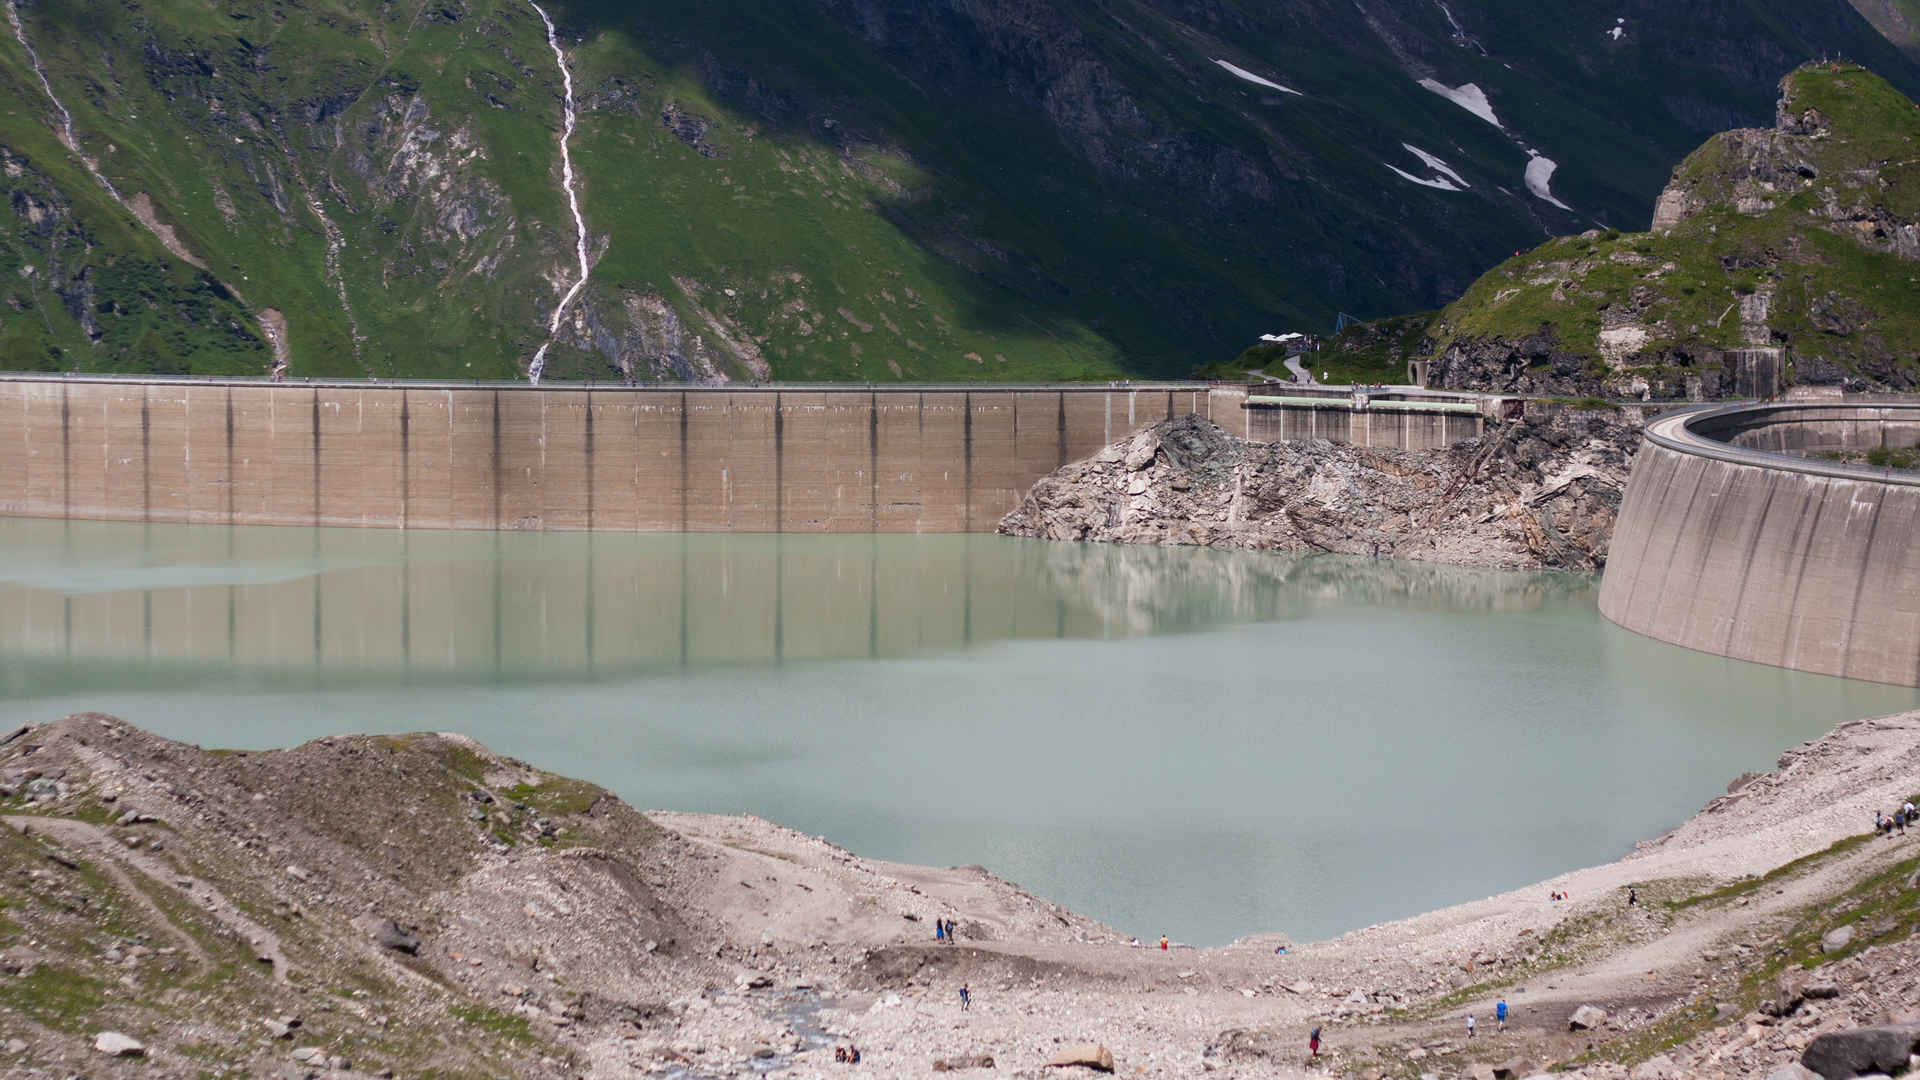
[1494, 1058, 1538, 1078]
[1046, 1043, 1115, 1072]
[1819, 926, 1854, 954]
[1801, 1022, 1920, 1079]
[352, 914, 420, 955]
[1629, 1055, 1678, 1079]
[1568, 1004, 1609, 1031]
[933, 1053, 996, 1071]
[1766, 1065, 1819, 1080]
[92, 1032, 146, 1058]
[1763, 972, 1807, 1017]
[1805, 981, 1841, 1000]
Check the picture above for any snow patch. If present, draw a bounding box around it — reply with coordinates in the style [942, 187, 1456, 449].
[1418, 79, 1501, 128]
[1385, 164, 1463, 192]
[1524, 152, 1573, 211]
[1212, 59, 1302, 96]
[1402, 144, 1468, 189]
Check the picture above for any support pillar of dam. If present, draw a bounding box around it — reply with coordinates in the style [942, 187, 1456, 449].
[1598, 402, 1920, 688]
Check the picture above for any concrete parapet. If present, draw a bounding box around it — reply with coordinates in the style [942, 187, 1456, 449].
[1239, 391, 1486, 449]
[1598, 401, 1920, 687]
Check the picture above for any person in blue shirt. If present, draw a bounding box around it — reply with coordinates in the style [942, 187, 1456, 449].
[1496, 999, 1508, 1031]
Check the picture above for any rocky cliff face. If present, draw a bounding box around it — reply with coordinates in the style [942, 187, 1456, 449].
[1423, 64, 1920, 399]
[999, 411, 1641, 572]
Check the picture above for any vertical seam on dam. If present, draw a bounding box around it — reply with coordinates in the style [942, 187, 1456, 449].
[59, 381, 69, 521]
[868, 391, 878, 534]
[963, 392, 973, 533]
[584, 388, 595, 531]
[491, 391, 502, 531]
[1775, 482, 1827, 670]
[311, 388, 321, 527]
[687, 393, 695, 530]
[224, 388, 234, 525]
[1639, 458, 1709, 627]
[1056, 393, 1066, 468]
[140, 386, 150, 524]
[1838, 491, 1887, 680]
[1722, 471, 1780, 652]
[399, 391, 410, 531]
[774, 392, 785, 533]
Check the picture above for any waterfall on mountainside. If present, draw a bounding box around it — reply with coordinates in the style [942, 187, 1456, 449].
[527, 0, 594, 386]
[6, 0, 120, 200]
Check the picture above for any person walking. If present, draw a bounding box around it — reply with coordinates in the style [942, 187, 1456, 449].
[959, 983, 970, 1011]
[1496, 999, 1507, 1032]
[1159, 934, 1169, 951]
[1628, 887, 1638, 907]
[935, 918, 946, 942]
[1466, 1014, 1476, 1039]
[1308, 1026, 1320, 1058]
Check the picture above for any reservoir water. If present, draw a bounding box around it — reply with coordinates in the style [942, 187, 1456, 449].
[1, 519, 1911, 945]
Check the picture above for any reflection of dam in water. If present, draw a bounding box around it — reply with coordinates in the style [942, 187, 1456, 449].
[0, 519, 1589, 686]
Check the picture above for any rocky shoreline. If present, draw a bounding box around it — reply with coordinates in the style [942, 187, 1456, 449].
[3, 711, 1920, 1079]
[996, 409, 1642, 573]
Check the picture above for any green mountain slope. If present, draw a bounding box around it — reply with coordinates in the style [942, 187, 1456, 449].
[1, 0, 1916, 381]
[1424, 63, 1920, 398]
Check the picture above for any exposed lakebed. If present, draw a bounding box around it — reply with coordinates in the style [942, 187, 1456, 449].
[0, 519, 1910, 944]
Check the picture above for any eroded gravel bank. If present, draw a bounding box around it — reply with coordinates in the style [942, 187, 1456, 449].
[1, 710, 1917, 1079]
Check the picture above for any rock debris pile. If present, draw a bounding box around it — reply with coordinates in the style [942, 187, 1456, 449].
[998, 410, 1643, 571]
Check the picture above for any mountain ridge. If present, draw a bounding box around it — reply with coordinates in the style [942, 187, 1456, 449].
[1, 0, 1916, 381]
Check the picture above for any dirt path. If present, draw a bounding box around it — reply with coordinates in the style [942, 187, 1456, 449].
[7, 814, 291, 983]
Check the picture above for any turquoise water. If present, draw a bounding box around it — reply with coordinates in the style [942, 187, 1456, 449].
[1, 519, 1911, 944]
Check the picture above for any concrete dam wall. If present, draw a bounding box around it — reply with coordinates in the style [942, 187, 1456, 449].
[0, 376, 1500, 533]
[0, 376, 1232, 533]
[1598, 402, 1920, 687]
[1240, 393, 1486, 449]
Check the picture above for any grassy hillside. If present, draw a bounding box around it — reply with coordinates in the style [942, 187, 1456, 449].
[1424, 64, 1920, 395]
[1, 1, 1915, 381]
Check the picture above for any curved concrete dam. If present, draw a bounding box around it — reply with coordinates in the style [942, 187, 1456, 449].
[1598, 401, 1920, 687]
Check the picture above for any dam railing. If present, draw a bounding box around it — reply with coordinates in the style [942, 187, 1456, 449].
[0, 371, 1227, 394]
[1642, 401, 1920, 487]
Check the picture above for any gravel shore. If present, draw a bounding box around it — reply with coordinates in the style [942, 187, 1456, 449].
[2, 709, 1917, 1078]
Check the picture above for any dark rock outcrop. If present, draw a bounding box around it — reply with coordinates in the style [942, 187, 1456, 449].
[1801, 1021, 1920, 1079]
